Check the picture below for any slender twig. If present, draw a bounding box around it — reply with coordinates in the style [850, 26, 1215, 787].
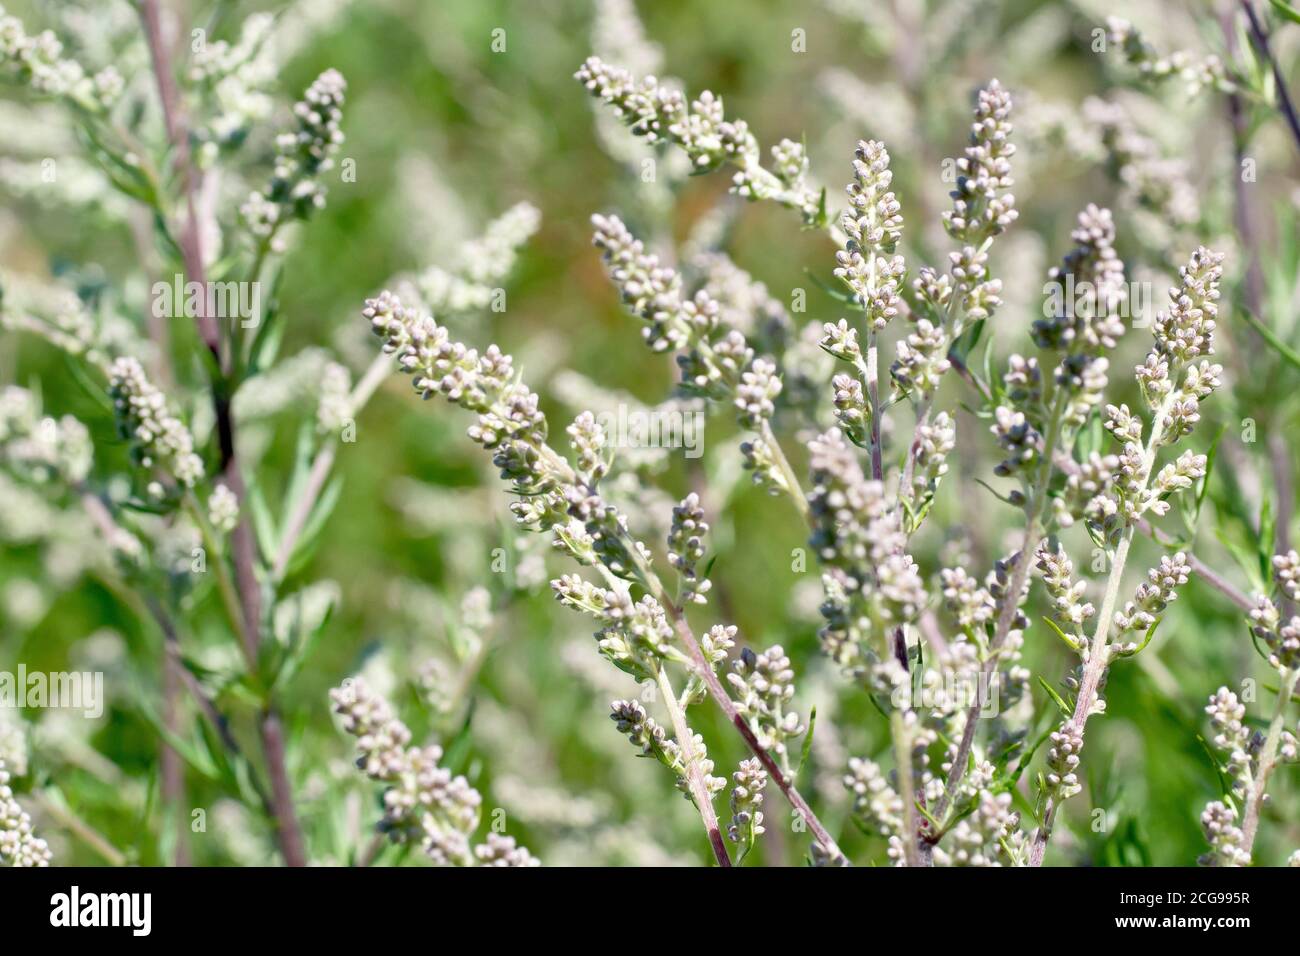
[651, 585, 846, 862]
[272, 353, 395, 582]
[32, 791, 128, 866]
[1139, 518, 1255, 611]
[1240, 0, 1300, 154]
[1239, 666, 1300, 858]
[272, 443, 335, 582]
[654, 663, 732, 866]
[1221, 10, 1269, 328]
[1269, 434, 1296, 618]
[760, 419, 810, 525]
[863, 332, 884, 482]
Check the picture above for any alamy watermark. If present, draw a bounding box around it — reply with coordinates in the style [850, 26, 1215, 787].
[1042, 274, 1156, 328]
[595, 404, 705, 459]
[0, 665, 104, 718]
[890, 668, 1000, 717]
[152, 274, 262, 329]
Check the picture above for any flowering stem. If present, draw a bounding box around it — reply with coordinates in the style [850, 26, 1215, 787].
[1239, 0, 1300, 155]
[900, 398, 932, 501]
[138, 0, 307, 866]
[639, 562, 845, 861]
[1029, 526, 1132, 866]
[1239, 666, 1299, 859]
[931, 391, 1068, 832]
[652, 662, 732, 866]
[1028, 397, 1173, 865]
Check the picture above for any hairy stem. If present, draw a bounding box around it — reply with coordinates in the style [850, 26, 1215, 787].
[1239, 666, 1300, 858]
[653, 663, 732, 867]
[890, 709, 921, 866]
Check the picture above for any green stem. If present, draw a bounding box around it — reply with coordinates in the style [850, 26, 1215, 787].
[653, 662, 731, 866]
[890, 708, 921, 866]
[1240, 667, 1300, 859]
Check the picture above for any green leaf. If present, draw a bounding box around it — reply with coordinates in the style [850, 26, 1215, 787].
[1258, 495, 1276, 585]
[1242, 308, 1300, 373]
[804, 267, 854, 305]
[1269, 0, 1300, 26]
[1037, 676, 1072, 717]
[794, 705, 817, 780]
[1041, 615, 1082, 652]
[247, 480, 280, 566]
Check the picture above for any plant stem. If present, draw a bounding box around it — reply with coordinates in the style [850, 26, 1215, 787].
[863, 332, 884, 482]
[1028, 396, 1173, 866]
[272, 442, 336, 582]
[931, 391, 1067, 830]
[760, 419, 810, 524]
[273, 352, 396, 582]
[140, 0, 306, 865]
[1240, 0, 1300, 155]
[1029, 526, 1133, 866]
[33, 791, 127, 866]
[1240, 666, 1300, 858]
[653, 663, 731, 866]
[890, 709, 921, 866]
[1139, 518, 1254, 612]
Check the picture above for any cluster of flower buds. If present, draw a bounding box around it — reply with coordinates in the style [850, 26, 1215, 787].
[834, 140, 905, 331]
[330, 677, 536, 866]
[0, 385, 92, 486]
[591, 214, 799, 496]
[364, 291, 559, 502]
[932, 790, 1026, 866]
[552, 574, 684, 680]
[1105, 17, 1236, 97]
[107, 357, 205, 490]
[1077, 248, 1223, 537]
[243, 70, 347, 239]
[0, 759, 50, 866]
[893, 81, 1015, 403]
[1247, 551, 1300, 672]
[1036, 542, 1094, 638]
[844, 756, 904, 837]
[667, 493, 711, 605]
[1042, 725, 1084, 803]
[206, 483, 240, 535]
[1199, 800, 1250, 867]
[409, 202, 541, 317]
[1111, 552, 1191, 653]
[727, 645, 806, 766]
[807, 429, 926, 684]
[0, 6, 121, 112]
[1204, 686, 1252, 798]
[576, 57, 823, 225]
[608, 699, 725, 798]
[188, 12, 276, 154]
[727, 757, 767, 847]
